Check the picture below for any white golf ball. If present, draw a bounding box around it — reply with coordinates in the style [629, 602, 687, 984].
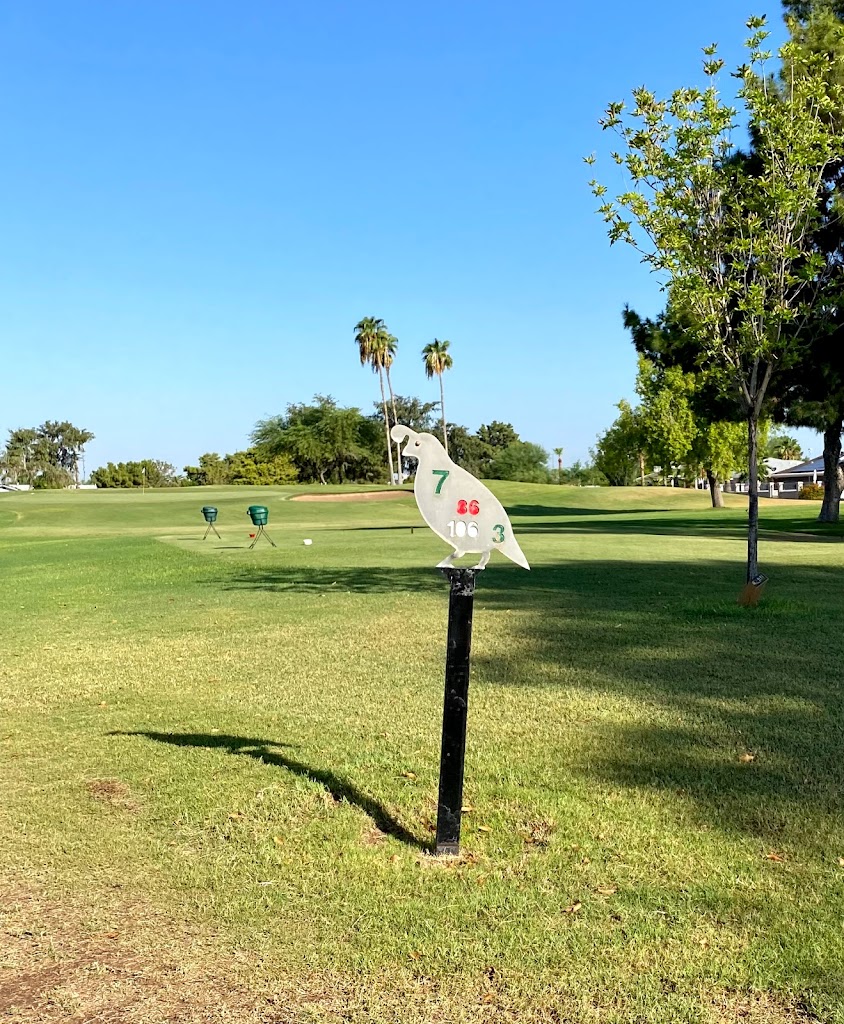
[303, 539, 313, 546]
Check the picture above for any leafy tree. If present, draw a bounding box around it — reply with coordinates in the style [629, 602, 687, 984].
[225, 450, 298, 485]
[355, 317, 397, 485]
[1, 428, 38, 484]
[624, 308, 751, 505]
[687, 421, 748, 500]
[561, 459, 607, 486]
[422, 339, 453, 455]
[252, 396, 384, 485]
[773, 0, 844, 522]
[446, 425, 492, 477]
[91, 460, 178, 488]
[635, 357, 698, 485]
[593, 401, 648, 486]
[590, 19, 844, 580]
[2, 421, 94, 487]
[32, 465, 73, 489]
[784, 0, 844, 22]
[373, 395, 439, 434]
[183, 453, 228, 486]
[487, 441, 550, 483]
[478, 421, 519, 451]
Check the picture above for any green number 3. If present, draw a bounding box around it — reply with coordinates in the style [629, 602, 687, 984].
[492, 524, 505, 543]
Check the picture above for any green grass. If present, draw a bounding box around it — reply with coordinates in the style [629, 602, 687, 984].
[2, 483, 844, 1022]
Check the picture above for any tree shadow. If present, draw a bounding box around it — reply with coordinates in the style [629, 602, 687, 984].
[217, 565, 454, 594]
[112, 731, 429, 849]
[470, 558, 844, 846]
[201, 551, 844, 846]
[502, 503, 674, 518]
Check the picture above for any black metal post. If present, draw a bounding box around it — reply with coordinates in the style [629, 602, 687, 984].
[435, 567, 477, 856]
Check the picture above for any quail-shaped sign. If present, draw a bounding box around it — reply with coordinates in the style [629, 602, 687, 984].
[391, 424, 529, 570]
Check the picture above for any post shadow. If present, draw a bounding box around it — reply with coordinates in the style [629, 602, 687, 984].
[113, 731, 428, 850]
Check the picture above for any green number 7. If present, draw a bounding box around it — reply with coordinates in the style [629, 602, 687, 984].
[432, 469, 449, 494]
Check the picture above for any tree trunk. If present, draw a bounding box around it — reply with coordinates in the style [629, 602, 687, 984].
[557, 456, 563, 483]
[706, 469, 724, 508]
[819, 415, 843, 523]
[439, 374, 449, 456]
[385, 364, 403, 484]
[378, 369, 396, 485]
[638, 452, 645, 486]
[746, 414, 759, 583]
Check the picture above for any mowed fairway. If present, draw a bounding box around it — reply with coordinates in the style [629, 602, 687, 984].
[2, 484, 844, 1023]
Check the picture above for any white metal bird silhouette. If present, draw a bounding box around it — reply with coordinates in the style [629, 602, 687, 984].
[391, 424, 529, 570]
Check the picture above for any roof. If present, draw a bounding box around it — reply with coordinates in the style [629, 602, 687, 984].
[769, 455, 827, 479]
[765, 458, 804, 474]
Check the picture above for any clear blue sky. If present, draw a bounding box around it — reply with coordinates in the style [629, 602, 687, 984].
[0, 1, 815, 474]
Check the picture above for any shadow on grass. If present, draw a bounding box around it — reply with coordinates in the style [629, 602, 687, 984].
[113, 731, 429, 850]
[470, 559, 844, 846]
[207, 554, 844, 845]
[502, 503, 674, 518]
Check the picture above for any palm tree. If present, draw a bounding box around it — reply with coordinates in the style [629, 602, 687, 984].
[553, 447, 564, 484]
[769, 434, 804, 461]
[422, 339, 453, 455]
[381, 333, 403, 481]
[355, 316, 396, 485]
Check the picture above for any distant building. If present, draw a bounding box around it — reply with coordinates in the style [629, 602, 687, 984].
[724, 458, 806, 498]
[767, 455, 834, 497]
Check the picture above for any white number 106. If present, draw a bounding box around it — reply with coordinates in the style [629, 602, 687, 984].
[446, 520, 479, 539]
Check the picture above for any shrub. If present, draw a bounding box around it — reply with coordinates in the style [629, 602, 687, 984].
[799, 482, 824, 500]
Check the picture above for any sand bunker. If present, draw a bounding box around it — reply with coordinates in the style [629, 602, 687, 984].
[291, 490, 411, 503]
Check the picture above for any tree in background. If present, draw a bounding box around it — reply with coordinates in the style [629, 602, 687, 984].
[355, 317, 397, 485]
[446, 425, 493, 477]
[783, 0, 844, 20]
[183, 453, 228, 486]
[373, 395, 439, 434]
[561, 460, 607, 486]
[381, 332, 403, 478]
[624, 308, 751, 506]
[91, 460, 178, 488]
[2, 421, 94, 487]
[422, 339, 453, 455]
[767, 433, 805, 460]
[477, 421, 519, 451]
[1, 428, 39, 484]
[591, 21, 844, 578]
[593, 401, 647, 486]
[252, 396, 384, 485]
[635, 357, 698, 486]
[553, 447, 564, 483]
[224, 450, 298, 485]
[686, 421, 747, 505]
[487, 441, 550, 484]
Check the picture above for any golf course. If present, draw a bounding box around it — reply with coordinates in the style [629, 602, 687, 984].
[2, 483, 844, 1023]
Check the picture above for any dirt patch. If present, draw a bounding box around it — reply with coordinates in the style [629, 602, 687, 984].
[85, 778, 139, 812]
[290, 490, 411, 503]
[708, 991, 819, 1023]
[0, 884, 295, 1023]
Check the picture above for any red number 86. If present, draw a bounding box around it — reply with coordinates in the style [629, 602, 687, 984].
[456, 499, 481, 515]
